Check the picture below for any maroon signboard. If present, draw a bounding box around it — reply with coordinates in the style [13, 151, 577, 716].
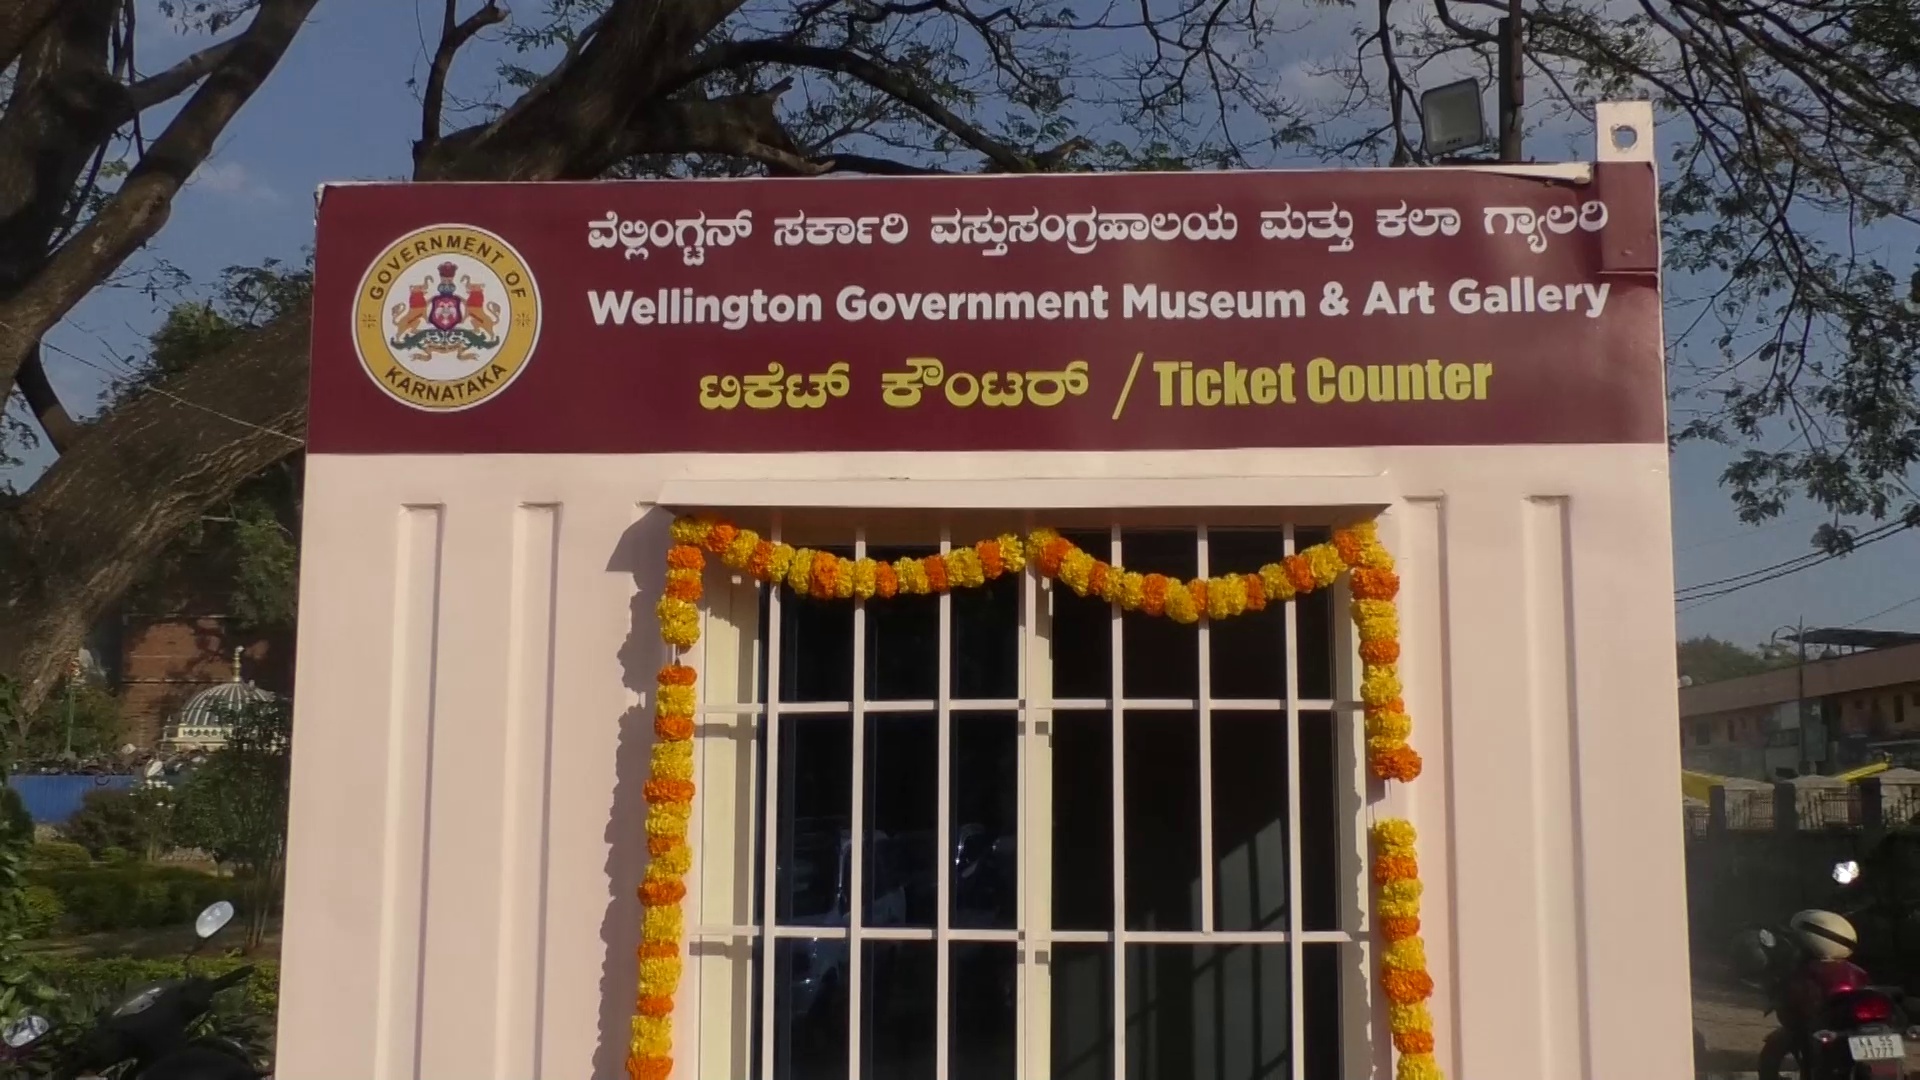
[309, 163, 1663, 454]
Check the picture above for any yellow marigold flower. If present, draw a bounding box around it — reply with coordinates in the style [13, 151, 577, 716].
[765, 544, 795, 581]
[1361, 667, 1404, 706]
[1058, 549, 1096, 595]
[723, 529, 759, 569]
[1352, 598, 1397, 624]
[1027, 528, 1060, 553]
[656, 686, 696, 718]
[784, 548, 813, 595]
[1259, 563, 1296, 602]
[1202, 576, 1239, 619]
[638, 956, 684, 996]
[1306, 544, 1346, 587]
[641, 904, 683, 943]
[997, 534, 1027, 573]
[656, 597, 699, 648]
[1379, 878, 1424, 908]
[898, 557, 930, 594]
[832, 557, 856, 598]
[645, 803, 690, 840]
[1373, 818, 1418, 849]
[1165, 581, 1200, 624]
[1383, 937, 1428, 972]
[1395, 1051, 1442, 1080]
[651, 740, 694, 782]
[1366, 711, 1413, 742]
[632, 1014, 673, 1054]
[651, 842, 691, 876]
[1119, 571, 1147, 611]
[1368, 734, 1412, 761]
[947, 548, 986, 589]
[669, 518, 710, 546]
[1388, 1001, 1434, 1035]
[852, 558, 878, 599]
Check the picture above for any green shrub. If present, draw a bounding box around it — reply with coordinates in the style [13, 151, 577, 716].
[28, 864, 240, 934]
[26, 955, 279, 1017]
[0, 784, 32, 844]
[98, 846, 134, 865]
[29, 841, 90, 867]
[18, 884, 64, 938]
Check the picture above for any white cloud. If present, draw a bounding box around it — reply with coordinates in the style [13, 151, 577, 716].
[189, 160, 278, 202]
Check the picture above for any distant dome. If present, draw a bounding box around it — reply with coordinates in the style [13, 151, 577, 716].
[164, 650, 279, 749]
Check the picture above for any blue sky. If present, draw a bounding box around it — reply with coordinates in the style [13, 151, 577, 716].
[11, 0, 1919, 651]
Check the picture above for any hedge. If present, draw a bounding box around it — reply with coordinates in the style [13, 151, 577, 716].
[27, 864, 242, 934]
[26, 955, 279, 1017]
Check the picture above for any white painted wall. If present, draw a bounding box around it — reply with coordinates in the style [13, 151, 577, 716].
[276, 443, 1691, 1080]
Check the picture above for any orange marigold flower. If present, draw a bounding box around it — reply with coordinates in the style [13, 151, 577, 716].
[876, 562, 899, 598]
[640, 878, 687, 906]
[1394, 1030, 1436, 1055]
[746, 541, 774, 579]
[1359, 639, 1401, 665]
[639, 942, 679, 960]
[1366, 698, 1407, 720]
[663, 576, 702, 602]
[1244, 573, 1267, 610]
[647, 836, 681, 857]
[1188, 579, 1208, 612]
[667, 545, 706, 571]
[1351, 567, 1401, 600]
[1381, 916, 1422, 941]
[1284, 555, 1316, 593]
[1373, 854, 1419, 883]
[1372, 745, 1424, 782]
[1039, 537, 1072, 576]
[658, 665, 697, 687]
[978, 540, 1005, 578]
[645, 778, 696, 805]
[811, 555, 837, 597]
[1088, 562, 1111, 598]
[654, 715, 694, 742]
[925, 555, 950, 592]
[1382, 968, 1435, 1004]
[638, 994, 676, 1018]
[1142, 574, 1169, 616]
[1333, 529, 1366, 567]
[630, 1056, 672, 1080]
[705, 522, 737, 552]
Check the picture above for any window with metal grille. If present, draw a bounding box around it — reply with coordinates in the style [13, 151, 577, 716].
[685, 514, 1373, 1080]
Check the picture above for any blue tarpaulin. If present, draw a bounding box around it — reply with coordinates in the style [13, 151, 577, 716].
[6, 774, 137, 824]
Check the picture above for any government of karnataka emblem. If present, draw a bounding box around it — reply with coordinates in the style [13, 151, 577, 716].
[352, 224, 541, 412]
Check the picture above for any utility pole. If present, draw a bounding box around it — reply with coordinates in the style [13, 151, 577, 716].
[1496, 0, 1524, 161]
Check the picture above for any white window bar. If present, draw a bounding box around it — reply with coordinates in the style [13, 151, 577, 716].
[757, 514, 784, 1080]
[847, 528, 868, 1071]
[1015, 508, 1034, 1078]
[1284, 523, 1308, 1080]
[935, 525, 954, 1080]
[1197, 525, 1215, 936]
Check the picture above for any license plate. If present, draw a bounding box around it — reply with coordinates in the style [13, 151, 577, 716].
[1850, 1034, 1905, 1060]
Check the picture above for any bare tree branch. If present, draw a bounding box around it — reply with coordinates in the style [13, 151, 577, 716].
[13, 346, 79, 453]
[418, 0, 507, 164]
[123, 38, 242, 115]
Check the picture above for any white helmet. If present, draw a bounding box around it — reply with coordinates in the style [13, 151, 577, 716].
[1790, 909, 1858, 961]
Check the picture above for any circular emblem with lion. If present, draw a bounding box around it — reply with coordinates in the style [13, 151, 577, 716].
[353, 224, 541, 412]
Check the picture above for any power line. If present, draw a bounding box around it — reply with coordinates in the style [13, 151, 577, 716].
[1676, 522, 1919, 608]
[1843, 591, 1920, 629]
[1675, 518, 1915, 598]
[1676, 512, 1824, 553]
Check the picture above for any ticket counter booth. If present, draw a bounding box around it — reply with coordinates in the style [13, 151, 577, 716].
[276, 101, 1690, 1080]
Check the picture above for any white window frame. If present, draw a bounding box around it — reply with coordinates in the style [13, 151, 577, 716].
[681, 511, 1376, 1080]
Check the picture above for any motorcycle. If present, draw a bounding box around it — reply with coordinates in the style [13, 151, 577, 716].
[0, 900, 269, 1080]
[1737, 867, 1919, 1080]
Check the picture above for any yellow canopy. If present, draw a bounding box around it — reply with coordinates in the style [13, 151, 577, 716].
[1682, 770, 1729, 801]
[1840, 759, 1892, 783]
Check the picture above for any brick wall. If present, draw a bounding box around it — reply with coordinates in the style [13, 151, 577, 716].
[119, 615, 294, 747]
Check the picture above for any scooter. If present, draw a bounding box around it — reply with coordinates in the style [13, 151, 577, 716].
[0, 900, 269, 1079]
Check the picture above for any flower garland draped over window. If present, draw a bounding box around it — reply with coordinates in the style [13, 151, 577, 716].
[633, 516, 1441, 1080]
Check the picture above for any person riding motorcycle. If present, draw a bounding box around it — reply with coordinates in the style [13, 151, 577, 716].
[1756, 909, 1870, 1080]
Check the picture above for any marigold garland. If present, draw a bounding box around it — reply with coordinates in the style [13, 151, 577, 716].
[636, 515, 1440, 1080]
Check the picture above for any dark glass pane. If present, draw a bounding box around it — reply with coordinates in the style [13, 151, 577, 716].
[1213, 711, 1288, 933]
[861, 940, 935, 1080]
[775, 937, 850, 1080]
[953, 572, 1020, 700]
[1052, 530, 1112, 700]
[1295, 528, 1335, 701]
[1208, 530, 1287, 701]
[778, 714, 851, 925]
[1300, 712, 1342, 932]
[1303, 944, 1345, 1080]
[866, 713, 937, 927]
[951, 943, 1018, 1080]
[1125, 944, 1289, 1080]
[1053, 710, 1113, 930]
[1121, 530, 1199, 700]
[1126, 711, 1201, 932]
[953, 713, 1018, 930]
[867, 546, 939, 701]
[777, 546, 855, 703]
[1051, 944, 1114, 1080]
